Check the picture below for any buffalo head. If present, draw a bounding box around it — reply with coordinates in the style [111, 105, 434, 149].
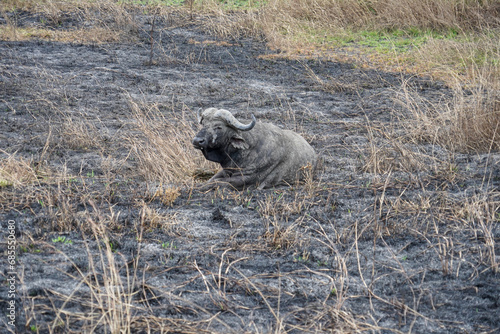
[192, 108, 256, 165]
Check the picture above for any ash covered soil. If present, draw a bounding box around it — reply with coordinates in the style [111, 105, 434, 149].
[1, 10, 499, 334]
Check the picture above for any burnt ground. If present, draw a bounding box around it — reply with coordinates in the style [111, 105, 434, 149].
[0, 9, 499, 334]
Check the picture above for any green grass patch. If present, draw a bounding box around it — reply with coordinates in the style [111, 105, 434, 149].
[0, 179, 13, 188]
[353, 28, 458, 52]
[307, 27, 461, 54]
[52, 236, 73, 245]
[215, 0, 268, 9]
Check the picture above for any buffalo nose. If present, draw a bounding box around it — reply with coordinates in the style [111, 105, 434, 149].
[192, 137, 205, 148]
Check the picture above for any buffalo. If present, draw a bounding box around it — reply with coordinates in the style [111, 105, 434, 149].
[192, 108, 317, 189]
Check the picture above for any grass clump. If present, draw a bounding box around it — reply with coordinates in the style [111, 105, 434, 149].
[0, 154, 41, 188]
[0, 26, 125, 43]
[255, 0, 499, 38]
[0, 0, 139, 43]
[397, 65, 500, 153]
[127, 99, 217, 185]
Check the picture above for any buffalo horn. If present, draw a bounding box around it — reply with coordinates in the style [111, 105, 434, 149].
[213, 109, 256, 131]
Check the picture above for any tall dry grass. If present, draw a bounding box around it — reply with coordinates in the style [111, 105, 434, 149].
[0, 0, 139, 43]
[0, 153, 41, 188]
[201, 0, 499, 49]
[266, 0, 499, 31]
[126, 98, 217, 186]
[397, 76, 500, 153]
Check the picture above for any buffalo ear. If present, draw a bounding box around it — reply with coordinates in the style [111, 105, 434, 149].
[230, 134, 249, 150]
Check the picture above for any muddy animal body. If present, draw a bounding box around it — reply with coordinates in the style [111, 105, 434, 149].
[192, 108, 316, 189]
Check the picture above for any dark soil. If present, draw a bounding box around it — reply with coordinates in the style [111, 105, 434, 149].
[1, 9, 499, 334]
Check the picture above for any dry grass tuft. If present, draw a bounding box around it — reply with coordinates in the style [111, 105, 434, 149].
[138, 201, 182, 235]
[397, 75, 500, 153]
[197, 8, 262, 41]
[397, 25, 500, 154]
[1, 0, 139, 44]
[261, 215, 302, 250]
[456, 192, 499, 272]
[0, 26, 124, 43]
[149, 186, 181, 206]
[59, 113, 107, 151]
[256, 183, 322, 250]
[359, 117, 438, 176]
[127, 98, 217, 185]
[0, 153, 41, 188]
